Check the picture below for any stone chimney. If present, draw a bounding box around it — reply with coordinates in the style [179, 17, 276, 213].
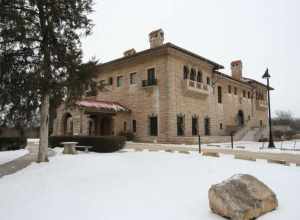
[231, 60, 243, 80]
[123, 48, 136, 57]
[149, 29, 164, 48]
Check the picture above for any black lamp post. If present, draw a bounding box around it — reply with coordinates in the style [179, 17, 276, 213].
[262, 68, 275, 148]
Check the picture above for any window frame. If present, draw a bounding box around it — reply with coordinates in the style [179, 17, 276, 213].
[192, 116, 198, 136]
[117, 75, 123, 87]
[217, 86, 222, 103]
[130, 72, 137, 85]
[149, 116, 158, 136]
[132, 120, 137, 133]
[177, 115, 185, 136]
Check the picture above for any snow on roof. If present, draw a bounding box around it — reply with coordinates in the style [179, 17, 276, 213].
[76, 100, 130, 112]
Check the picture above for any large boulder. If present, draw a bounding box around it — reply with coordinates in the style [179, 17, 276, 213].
[208, 174, 278, 220]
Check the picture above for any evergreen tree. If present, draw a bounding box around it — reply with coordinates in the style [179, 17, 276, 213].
[0, 0, 97, 162]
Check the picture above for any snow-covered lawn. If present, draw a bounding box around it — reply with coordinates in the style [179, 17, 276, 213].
[0, 149, 299, 220]
[0, 149, 28, 165]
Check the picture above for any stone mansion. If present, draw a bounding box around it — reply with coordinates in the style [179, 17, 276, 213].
[53, 29, 270, 143]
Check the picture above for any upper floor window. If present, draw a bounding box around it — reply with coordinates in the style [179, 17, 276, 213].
[177, 115, 185, 136]
[234, 87, 237, 95]
[217, 86, 222, 103]
[228, 85, 232, 94]
[243, 90, 246, 98]
[207, 77, 210, 85]
[183, 66, 189, 79]
[190, 68, 196, 81]
[192, 116, 198, 136]
[248, 91, 251, 99]
[197, 71, 203, 83]
[117, 76, 123, 87]
[130, 72, 137, 84]
[147, 68, 156, 81]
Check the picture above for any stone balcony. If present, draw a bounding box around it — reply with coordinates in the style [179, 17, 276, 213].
[182, 79, 209, 98]
[256, 100, 268, 110]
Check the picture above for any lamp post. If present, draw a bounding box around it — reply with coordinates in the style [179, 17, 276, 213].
[262, 68, 275, 148]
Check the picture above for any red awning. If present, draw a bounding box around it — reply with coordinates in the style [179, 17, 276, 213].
[76, 100, 130, 113]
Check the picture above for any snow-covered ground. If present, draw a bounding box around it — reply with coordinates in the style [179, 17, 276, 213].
[0, 149, 29, 165]
[0, 149, 299, 220]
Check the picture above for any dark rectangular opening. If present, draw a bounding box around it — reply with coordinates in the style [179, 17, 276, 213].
[149, 116, 158, 136]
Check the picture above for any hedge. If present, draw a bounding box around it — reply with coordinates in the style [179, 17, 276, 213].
[0, 137, 27, 151]
[49, 136, 126, 153]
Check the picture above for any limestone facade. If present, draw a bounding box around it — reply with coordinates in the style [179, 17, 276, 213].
[53, 29, 269, 143]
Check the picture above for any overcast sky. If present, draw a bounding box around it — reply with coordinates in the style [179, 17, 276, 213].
[82, 0, 300, 117]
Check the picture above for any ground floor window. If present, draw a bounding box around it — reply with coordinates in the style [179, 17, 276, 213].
[123, 121, 127, 132]
[177, 115, 185, 136]
[192, 117, 198, 136]
[132, 120, 136, 133]
[149, 116, 158, 136]
[204, 117, 210, 136]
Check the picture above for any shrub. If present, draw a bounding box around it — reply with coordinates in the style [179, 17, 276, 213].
[118, 131, 135, 141]
[284, 130, 297, 140]
[0, 137, 27, 151]
[49, 136, 126, 153]
[273, 130, 284, 140]
[258, 137, 268, 142]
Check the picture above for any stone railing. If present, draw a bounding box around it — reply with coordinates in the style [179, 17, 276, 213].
[256, 100, 268, 110]
[182, 79, 209, 97]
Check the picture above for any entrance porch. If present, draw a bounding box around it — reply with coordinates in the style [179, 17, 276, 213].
[54, 100, 131, 137]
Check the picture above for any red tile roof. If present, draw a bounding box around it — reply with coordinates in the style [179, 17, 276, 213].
[76, 100, 130, 112]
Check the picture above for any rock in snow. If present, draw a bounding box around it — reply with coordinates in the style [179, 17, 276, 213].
[208, 174, 278, 220]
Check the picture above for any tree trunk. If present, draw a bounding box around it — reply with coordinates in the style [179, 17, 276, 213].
[37, 94, 50, 162]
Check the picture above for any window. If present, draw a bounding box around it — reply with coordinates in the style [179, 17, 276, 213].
[234, 87, 237, 95]
[183, 66, 189, 79]
[228, 85, 232, 94]
[149, 116, 158, 136]
[192, 117, 198, 136]
[108, 77, 113, 85]
[197, 71, 203, 82]
[123, 121, 127, 132]
[248, 91, 251, 99]
[190, 68, 196, 81]
[217, 86, 222, 103]
[132, 120, 136, 133]
[219, 123, 223, 130]
[117, 76, 123, 87]
[204, 117, 210, 136]
[243, 90, 246, 98]
[207, 77, 210, 85]
[147, 68, 156, 85]
[130, 72, 137, 84]
[177, 115, 185, 136]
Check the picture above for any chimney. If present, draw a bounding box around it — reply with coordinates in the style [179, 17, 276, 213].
[149, 29, 164, 48]
[231, 60, 242, 80]
[123, 48, 136, 57]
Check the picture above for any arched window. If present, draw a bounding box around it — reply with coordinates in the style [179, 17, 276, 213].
[197, 71, 203, 82]
[190, 68, 196, 81]
[183, 66, 189, 79]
